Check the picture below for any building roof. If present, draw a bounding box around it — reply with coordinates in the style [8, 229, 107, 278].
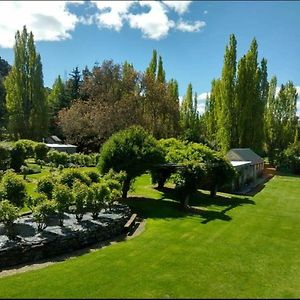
[230, 160, 251, 167]
[226, 148, 264, 165]
[45, 143, 77, 148]
[45, 135, 62, 144]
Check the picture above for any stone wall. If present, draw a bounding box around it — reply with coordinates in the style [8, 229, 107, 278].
[0, 204, 132, 270]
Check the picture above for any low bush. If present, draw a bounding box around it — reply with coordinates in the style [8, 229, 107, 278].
[10, 143, 26, 172]
[15, 139, 37, 158]
[0, 200, 19, 237]
[33, 198, 57, 231]
[0, 144, 11, 171]
[85, 170, 100, 183]
[72, 180, 90, 222]
[37, 177, 55, 199]
[87, 183, 110, 219]
[0, 171, 27, 207]
[60, 169, 91, 188]
[47, 150, 68, 167]
[34, 143, 49, 162]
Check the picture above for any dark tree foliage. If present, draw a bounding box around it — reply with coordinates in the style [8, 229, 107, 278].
[98, 126, 165, 198]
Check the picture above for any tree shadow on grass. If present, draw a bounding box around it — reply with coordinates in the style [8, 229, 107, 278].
[123, 186, 255, 224]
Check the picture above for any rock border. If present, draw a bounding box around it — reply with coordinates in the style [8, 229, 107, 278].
[0, 203, 132, 270]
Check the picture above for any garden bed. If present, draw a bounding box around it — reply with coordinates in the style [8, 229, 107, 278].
[0, 203, 131, 270]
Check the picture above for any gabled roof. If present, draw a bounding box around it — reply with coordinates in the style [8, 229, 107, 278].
[226, 148, 264, 165]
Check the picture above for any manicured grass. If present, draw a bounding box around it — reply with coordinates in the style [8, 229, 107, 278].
[1, 174, 300, 298]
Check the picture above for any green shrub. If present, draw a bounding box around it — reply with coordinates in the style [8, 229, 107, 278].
[0, 144, 11, 171]
[1, 171, 27, 207]
[15, 139, 37, 158]
[47, 150, 69, 167]
[72, 180, 90, 222]
[33, 198, 57, 231]
[53, 184, 73, 226]
[87, 183, 110, 219]
[85, 170, 100, 183]
[0, 200, 19, 237]
[10, 143, 26, 172]
[60, 169, 91, 188]
[275, 144, 300, 174]
[37, 177, 55, 199]
[34, 143, 49, 162]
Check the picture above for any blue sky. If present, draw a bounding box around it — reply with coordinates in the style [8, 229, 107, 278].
[0, 1, 299, 113]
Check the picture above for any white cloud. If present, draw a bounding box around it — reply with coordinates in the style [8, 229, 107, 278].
[177, 20, 206, 32]
[0, 1, 81, 48]
[162, 1, 192, 14]
[0, 0, 206, 47]
[92, 1, 135, 31]
[198, 92, 210, 101]
[127, 1, 175, 40]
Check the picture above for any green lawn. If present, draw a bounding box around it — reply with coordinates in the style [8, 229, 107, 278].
[1, 173, 300, 298]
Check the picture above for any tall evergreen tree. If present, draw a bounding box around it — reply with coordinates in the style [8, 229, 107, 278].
[146, 50, 157, 78]
[65, 66, 81, 107]
[4, 26, 48, 140]
[157, 56, 166, 83]
[180, 83, 200, 141]
[47, 75, 66, 135]
[217, 34, 237, 152]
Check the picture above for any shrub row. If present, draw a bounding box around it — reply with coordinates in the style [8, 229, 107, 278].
[0, 168, 125, 235]
[45, 150, 99, 168]
[0, 140, 49, 172]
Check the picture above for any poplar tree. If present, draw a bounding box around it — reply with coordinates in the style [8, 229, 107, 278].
[265, 76, 278, 163]
[217, 34, 237, 152]
[47, 75, 66, 135]
[180, 83, 200, 141]
[265, 79, 298, 162]
[157, 56, 166, 83]
[4, 26, 48, 140]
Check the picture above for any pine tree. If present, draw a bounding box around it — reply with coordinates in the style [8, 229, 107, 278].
[4, 26, 48, 140]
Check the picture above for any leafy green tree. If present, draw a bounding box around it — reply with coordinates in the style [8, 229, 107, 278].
[0, 171, 27, 207]
[0, 200, 19, 237]
[33, 197, 56, 231]
[53, 183, 73, 226]
[37, 176, 55, 199]
[98, 126, 165, 198]
[72, 180, 89, 222]
[88, 182, 110, 219]
[4, 26, 48, 140]
[10, 142, 26, 172]
[34, 143, 49, 162]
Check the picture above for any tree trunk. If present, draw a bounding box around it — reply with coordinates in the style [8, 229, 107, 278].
[122, 176, 131, 199]
[210, 185, 218, 198]
[181, 194, 190, 209]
